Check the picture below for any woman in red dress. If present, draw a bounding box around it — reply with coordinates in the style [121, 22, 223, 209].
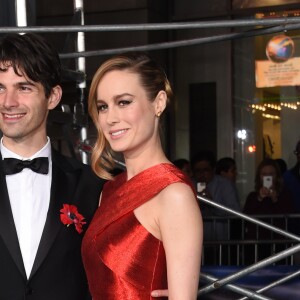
[82, 52, 203, 299]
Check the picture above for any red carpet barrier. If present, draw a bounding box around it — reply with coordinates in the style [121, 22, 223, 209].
[200, 265, 300, 299]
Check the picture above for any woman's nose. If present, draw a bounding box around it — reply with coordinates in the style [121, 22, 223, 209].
[106, 107, 119, 124]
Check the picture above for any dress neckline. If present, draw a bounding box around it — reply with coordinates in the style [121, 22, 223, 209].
[123, 162, 174, 182]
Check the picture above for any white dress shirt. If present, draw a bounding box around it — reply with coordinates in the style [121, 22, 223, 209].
[1, 138, 52, 278]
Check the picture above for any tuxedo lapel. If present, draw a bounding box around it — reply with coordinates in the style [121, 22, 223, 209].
[0, 156, 26, 279]
[30, 151, 81, 278]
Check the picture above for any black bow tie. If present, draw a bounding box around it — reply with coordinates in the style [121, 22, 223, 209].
[2, 157, 49, 175]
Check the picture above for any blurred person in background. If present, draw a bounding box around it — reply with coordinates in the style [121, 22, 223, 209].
[173, 158, 193, 178]
[283, 140, 300, 212]
[191, 150, 240, 261]
[192, 151, 241, 219]
[243, 158, 295, 264]
[275, 158, 287, 176]
[215, 157, 238, 183]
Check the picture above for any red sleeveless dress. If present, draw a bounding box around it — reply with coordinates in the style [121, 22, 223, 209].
[82, 163, 195, 299]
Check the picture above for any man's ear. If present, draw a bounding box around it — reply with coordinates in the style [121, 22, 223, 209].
[154, 90, 167, 115]
[48, 85, 62, 110]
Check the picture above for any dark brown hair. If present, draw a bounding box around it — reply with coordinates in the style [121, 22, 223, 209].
[0, 33, 61, 98]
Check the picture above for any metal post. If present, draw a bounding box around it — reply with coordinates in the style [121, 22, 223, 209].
[15, 0, 27, 27]
[73, 0, 88, 164]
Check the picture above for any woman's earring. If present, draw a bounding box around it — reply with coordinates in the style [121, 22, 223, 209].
[156, 111, 161, 117]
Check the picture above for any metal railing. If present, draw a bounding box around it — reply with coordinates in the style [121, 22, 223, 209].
[202, 214, 300, 265]
[197, 195, 300, 299]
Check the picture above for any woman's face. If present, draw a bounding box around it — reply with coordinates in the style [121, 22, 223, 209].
[260, 165, 276, 186]
[95, 70, 159, 156]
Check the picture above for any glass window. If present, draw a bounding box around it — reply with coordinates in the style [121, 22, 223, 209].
[233, 10, 300, 206]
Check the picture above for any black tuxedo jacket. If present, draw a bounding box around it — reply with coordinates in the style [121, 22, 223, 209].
[0, 150, 104, 300]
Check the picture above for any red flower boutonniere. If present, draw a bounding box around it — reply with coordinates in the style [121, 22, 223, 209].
[60, 204, 86, 234]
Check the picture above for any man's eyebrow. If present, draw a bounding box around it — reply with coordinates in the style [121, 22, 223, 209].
[0, 81, 36, 88]
[16, 81, 35, 86]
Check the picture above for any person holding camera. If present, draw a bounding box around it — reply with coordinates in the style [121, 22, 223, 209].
[243, 158, 295, 264]
[244, 158, 294, 214]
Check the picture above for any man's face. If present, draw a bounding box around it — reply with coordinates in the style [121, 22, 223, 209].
[193, 160, 214, 184]
[0, 65, 51, 149]
[221, 166, 237, 182]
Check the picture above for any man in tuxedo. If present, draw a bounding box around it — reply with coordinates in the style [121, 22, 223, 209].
[0, 33, 104, 299]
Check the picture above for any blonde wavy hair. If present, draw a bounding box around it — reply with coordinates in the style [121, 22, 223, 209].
[88, 52, 173, 180]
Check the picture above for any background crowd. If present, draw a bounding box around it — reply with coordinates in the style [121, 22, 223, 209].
[173, 141, 300, 265]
